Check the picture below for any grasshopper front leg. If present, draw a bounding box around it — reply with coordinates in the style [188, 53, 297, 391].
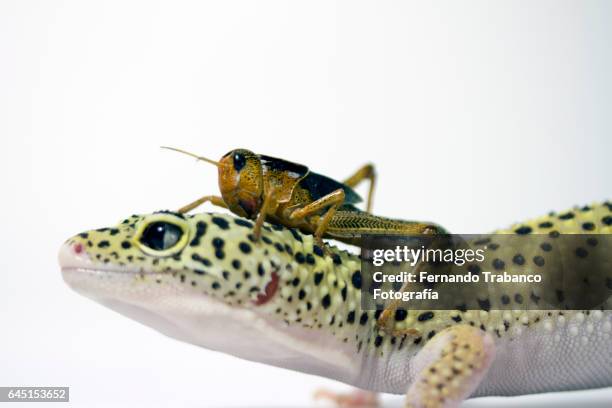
[178, 195, 228, 214]
[252, 188, 279, 240]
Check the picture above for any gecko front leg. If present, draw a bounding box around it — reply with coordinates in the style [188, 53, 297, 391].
[405, 325, 495, 408]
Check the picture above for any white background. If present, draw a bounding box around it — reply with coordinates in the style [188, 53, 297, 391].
[1, 1, 611, 407]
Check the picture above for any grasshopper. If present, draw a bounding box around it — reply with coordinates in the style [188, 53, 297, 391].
[162, 147, 444, 247]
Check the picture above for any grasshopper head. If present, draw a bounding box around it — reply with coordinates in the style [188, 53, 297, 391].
[218, 149, 264, 219]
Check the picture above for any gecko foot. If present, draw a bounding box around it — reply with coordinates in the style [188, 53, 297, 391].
[404, 324, 495, 408]
[314, 388, 379, 408]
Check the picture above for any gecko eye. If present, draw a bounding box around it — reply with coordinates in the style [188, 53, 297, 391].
[233, 152, 246, 171]
[139, 221, 183, 251]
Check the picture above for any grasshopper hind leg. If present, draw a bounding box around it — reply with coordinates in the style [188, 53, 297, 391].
[343, 163, 376, 212]
[288, 188, 346, 249]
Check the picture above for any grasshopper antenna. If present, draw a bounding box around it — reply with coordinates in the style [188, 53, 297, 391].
[161, 146, 219, 166]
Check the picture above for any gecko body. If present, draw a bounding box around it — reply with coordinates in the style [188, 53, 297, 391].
[59, 203, 612, 407]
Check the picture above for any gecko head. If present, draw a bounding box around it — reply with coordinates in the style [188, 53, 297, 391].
[58, 211, 304, 312]
[60, 210, 367, 374]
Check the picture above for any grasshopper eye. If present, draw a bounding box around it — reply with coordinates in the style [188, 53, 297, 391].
[233, 152, 246, 171]
[139, 221, 183, 251]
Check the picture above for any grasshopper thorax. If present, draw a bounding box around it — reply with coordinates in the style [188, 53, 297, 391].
[218, 149, 264, 219]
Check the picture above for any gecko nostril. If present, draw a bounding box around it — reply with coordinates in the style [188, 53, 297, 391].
[74, 243, 83, 254]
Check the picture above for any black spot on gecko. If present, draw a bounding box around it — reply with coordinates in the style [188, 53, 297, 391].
[98, 240, 110, 248]
[314, 272, 324, 285]
[321, 294, 331, 309]
[395, 309, 407, 321]
[514, 226, 532, 235]
[313, 245, 324, 257]
[512, 254, 525, 265]
[305, 254, 315, 265]
[121, 241, 131, 249]
[332, 254, 342, 265]
[191, 254, 212, 266]
[603, 215, 612, 226]
[451, 315, 462, 323]
[341, 286, 347, 301]
[533, 256, 545, 267]
[478, 298, 491, 312]
[374, 336, 383, 347]
[257, 263, 265, 277]
[360, 312, 369, 325]
[540, 242, 552, 252]
[492, 259, 505, 270]
[190, 221, 207, 246]
[212, 237, 224, 248]
[295, 252, 305, 264]
[575, 247, 588, 258]
[582, 222, 595, 231]
[238, 242, 252, 254]
[351, 271, 362, 289]
[467, 264, 481, 275]
[211, 217, 229, 230]
[231, 259, 241, 270]
[347, 311, 356, 324]
[418, 311, 434, 321]
[288, 228, 303, 242]
[234, 219, 253, 228]
[558, 212, 574, 220]
[538, 221, 553, 228]
[556, 290, 565, 303]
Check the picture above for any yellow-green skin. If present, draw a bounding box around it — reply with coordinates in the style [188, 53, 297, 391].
[59, 202, 612, 402]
